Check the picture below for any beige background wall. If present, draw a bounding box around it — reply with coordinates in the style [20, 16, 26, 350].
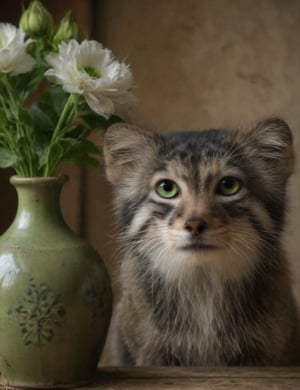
[1, 0, 299, 365]
[84, 0, 300, 303]
[2, 0, 298, 300]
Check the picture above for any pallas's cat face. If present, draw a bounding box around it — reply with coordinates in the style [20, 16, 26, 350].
[104, 119, 293, 281]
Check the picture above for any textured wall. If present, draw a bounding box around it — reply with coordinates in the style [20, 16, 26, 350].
[85, 0, 300, 312]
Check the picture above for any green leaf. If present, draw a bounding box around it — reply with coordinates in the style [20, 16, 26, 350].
[19, 108, 33, 129]
[38, 141, 63, 171]
[63, 124, 91, 140]
[59, 138, 78, 155]
[77, 139, 101, 155]
[0, 109, 8, 128]
[16, 135, 29, 150]
[29, 104, 55, 135]
[0, 148, 18, 168]
[9, 66, 46, 100]
[67, 153, 100, 168]
[39, 86, 69, 118]
[59, 138, 100, 167]
[107, 115, 123, 126]
[79, 112, 107, 130]
[79, 112, 122, 132]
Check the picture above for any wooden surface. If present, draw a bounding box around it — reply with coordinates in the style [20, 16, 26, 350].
[78, 367, 300, 390]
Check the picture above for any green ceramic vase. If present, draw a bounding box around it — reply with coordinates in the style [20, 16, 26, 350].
[0, 176, 112, 388]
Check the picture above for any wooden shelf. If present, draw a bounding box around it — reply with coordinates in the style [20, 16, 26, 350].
[80, 367, 300, 389]
[1, 367, 299, 389]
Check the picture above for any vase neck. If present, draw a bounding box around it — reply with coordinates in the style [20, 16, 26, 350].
[11, 177, 67, 230]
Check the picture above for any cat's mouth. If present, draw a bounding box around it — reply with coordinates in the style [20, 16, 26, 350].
[180, 242, 218, 251]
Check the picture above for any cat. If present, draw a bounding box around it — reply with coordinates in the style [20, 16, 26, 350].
[103, 118, 300, 366]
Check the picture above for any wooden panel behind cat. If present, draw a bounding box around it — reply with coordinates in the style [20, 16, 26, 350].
[103, 118, 300, 365]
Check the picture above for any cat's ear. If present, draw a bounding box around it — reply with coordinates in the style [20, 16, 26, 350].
[243, 118, 294, 180]
[103, 123, 161, 184]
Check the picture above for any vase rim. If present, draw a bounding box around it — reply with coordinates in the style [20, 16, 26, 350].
[10, 175, 68, 186]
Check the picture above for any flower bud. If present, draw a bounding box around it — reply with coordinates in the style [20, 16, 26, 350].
[53, 11, 83, 46]
[19, 0, 53, 38]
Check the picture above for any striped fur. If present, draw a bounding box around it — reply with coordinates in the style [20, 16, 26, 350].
[103, 118, 299, 366]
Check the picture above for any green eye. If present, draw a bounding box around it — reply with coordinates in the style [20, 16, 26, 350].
[155, 180, 179, 199]
[217, 176, 242, 196]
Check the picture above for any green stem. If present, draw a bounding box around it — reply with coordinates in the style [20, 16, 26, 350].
[0, 75, 32, 176]
[43, 94, 79, 176]
[1, 75, 20, 114]
[51, 94, 75, 143]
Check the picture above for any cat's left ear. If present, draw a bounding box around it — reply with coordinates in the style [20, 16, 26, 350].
[242, 118, 294, 179]
[103, 123, 161, 184]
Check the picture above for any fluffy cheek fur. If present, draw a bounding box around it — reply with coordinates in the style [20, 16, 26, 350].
[125, 201, 268, 283]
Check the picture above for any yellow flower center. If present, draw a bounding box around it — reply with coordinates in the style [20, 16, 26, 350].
[81, 66, 101, 79]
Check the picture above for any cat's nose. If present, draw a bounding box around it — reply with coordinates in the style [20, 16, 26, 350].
[184, 217, 208, 236]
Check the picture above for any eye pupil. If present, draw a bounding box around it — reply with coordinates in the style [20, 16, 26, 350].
[162, 181, 173, 192]
[223, 178, 234, 188]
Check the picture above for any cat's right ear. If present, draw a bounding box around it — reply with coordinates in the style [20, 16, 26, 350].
[103, 123, 161, 184]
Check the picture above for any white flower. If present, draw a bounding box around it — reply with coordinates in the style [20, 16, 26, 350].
[0, 23, 35, 75]
[45, 39, 136, 119]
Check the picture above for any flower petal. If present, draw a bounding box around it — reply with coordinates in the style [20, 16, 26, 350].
[45, 39, 136, 118]
[84, 91, 114, 118]
[0, 23, 35, 74]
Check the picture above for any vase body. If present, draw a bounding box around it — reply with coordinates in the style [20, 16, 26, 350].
[0, 176, 112, 388]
